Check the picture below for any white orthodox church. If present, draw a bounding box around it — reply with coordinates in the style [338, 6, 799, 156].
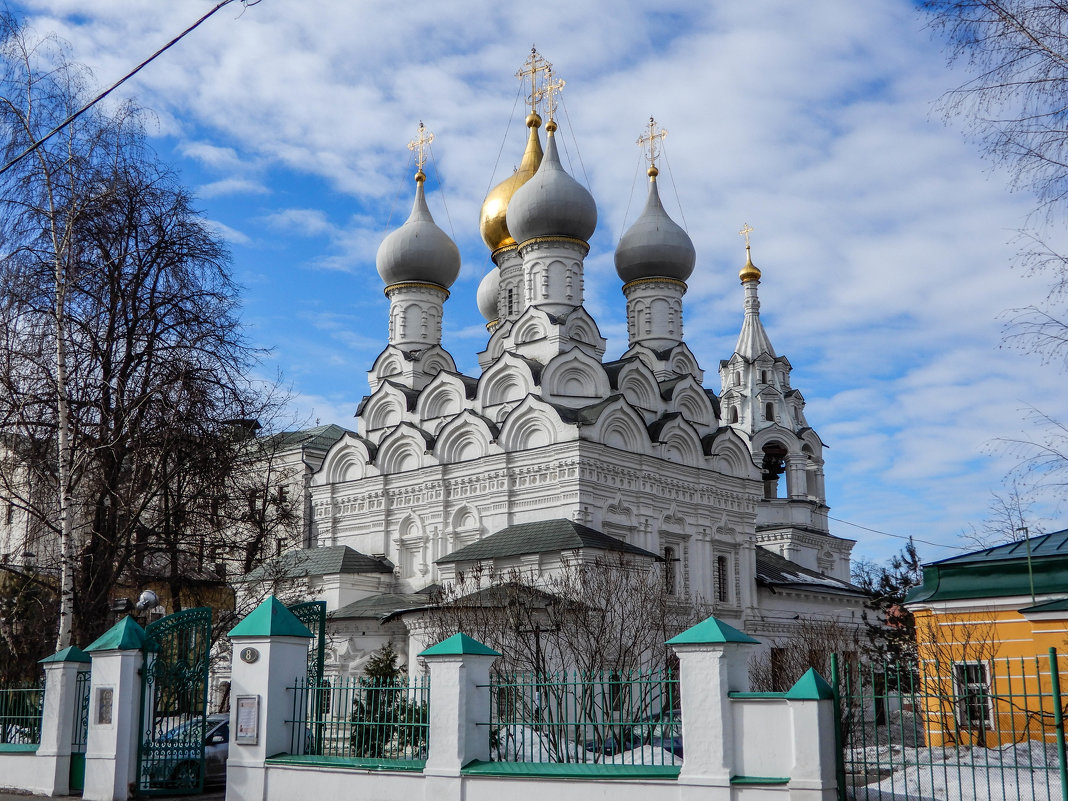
[263, 59, 866, 675]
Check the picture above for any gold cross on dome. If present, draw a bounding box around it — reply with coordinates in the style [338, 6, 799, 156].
[407, 121, 434, 172]
[739, 222, 754, 248]
[536, 68, 566, 123]
[516, 46, 552, 115]
[637, 116, 667, 167]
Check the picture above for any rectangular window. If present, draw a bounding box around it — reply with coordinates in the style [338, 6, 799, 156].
[715, 555, 729, 603]
[663, 547, 677, 596]
[953, 661, 992, 730]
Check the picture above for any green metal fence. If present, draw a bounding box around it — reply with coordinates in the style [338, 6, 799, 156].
[483, 669, 680, 765]
[833, 650, 1068, 801]
[0, 683, 44, 745]
[287, 675, 430, 762]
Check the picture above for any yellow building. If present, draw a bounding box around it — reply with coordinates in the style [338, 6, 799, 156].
[904, 529, 1068, 748]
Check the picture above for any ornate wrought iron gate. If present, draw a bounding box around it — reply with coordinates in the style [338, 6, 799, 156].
[69, 669, 91, 792]
[287, 600, 326, 684]
[136, 607, 213, 795]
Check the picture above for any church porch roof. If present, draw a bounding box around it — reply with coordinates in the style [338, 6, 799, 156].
[437, 519, 660, 564]
[755, 547, 866, 598]
[241, 545, 394, 582]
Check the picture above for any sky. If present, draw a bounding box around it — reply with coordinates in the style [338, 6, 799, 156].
[8, 0, 1066, 566]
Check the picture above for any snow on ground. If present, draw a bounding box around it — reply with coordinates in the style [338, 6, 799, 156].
[848, 740, 1063, 801]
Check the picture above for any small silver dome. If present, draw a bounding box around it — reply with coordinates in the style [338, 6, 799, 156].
[615, 173, 695, 284]
[507, 131, 596, 246]
[376, 178, 461, 288]
[476, 267, 500, 322]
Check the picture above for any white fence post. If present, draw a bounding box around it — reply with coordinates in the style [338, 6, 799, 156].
[226, 596, 313, 801]
[785, 669, 838, 801]
[420, 633, 500, 777]
[668, 615, 759, 799]
[82, 617, 149, 801]
[35, 646, 91, 796]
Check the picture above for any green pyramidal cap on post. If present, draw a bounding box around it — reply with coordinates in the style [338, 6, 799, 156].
[85, 616, 151, 652]
[40, 645, 91, 664]
[419, 632, 501, 658]
[229, 596, 313, 638]
[785, 668, 834, 700]
[666, 615, 760, 646]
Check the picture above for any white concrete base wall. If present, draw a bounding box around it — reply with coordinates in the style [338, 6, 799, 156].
[0, 751, 54, 795]
[255, 765, 813, 801]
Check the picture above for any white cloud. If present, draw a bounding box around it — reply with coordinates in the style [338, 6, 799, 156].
[18, 0, 1068, 564]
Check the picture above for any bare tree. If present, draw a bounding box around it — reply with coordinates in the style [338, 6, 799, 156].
[0, 14, 289, 647]
[423, 555, 707, 762]
[748, 617, 862, 692]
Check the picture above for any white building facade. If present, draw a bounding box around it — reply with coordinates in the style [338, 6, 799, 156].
[289, 85, 864, 676]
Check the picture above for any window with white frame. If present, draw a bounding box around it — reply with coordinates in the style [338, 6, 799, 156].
[953, 661, 992, 730]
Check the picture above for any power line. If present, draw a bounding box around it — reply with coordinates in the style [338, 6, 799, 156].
[0, 0, 258, 177]
[827, 515, 971, 553]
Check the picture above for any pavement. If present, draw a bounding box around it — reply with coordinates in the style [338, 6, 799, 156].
[0, 792, 225, 801]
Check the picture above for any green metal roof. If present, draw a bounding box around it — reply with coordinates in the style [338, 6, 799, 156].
[229, 596, 313, 638]
[275, 423, 353, 453]
[436, 519, 659, 564]
[420, 633, 501, 657]
[242, 545, 393, 581]
[929, 529, 1068, 566]
[40, 646, 91, 664]
[85, 616, 152, 652]
[667, 615, 760, 645]
[1018, 597, 1068, 614]
[784, 668, 834, 700]
[905, 529, 1068, 605]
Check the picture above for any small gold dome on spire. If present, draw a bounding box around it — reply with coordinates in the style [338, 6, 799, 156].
[738, 222, 761, 283]
[479, 114, 543, 253]
[739, 246, 761, 283]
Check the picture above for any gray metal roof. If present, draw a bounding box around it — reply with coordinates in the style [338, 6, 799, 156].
[437, 519, 660, 564]
[331, 592, 431, 621]
[755, 547, 867, 597]
[242, 545, 394, 581]
[275, 423, 352, 453]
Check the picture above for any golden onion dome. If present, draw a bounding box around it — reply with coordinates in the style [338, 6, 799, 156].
[739, 244, 761, 283]
[479, 112, 544, 252]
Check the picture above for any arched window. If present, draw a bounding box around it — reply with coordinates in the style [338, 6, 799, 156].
[765, 402, 775, 421]
[716, 555, 729, 603]
[663, 547, 677, 596]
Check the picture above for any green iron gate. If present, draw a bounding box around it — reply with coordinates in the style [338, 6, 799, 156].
[288, 600, 326, 754]
[69, 669, 91, 792]
[287, 600, 326, 684]
[136, 607, 213, 795]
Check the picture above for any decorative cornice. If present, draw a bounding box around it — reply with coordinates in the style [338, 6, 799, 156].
[516, 235, 590, 255]
[621, 277, 688, 293]
[383, 281, 450, 298]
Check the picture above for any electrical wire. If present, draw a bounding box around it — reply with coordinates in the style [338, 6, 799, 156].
[427, 143, 457, 243]
[827, 515, 971, 553]
[481, 83, 523, 205]
[660, 140, 688, 232]
[617, 147, 643, 246]
[0, 0, 255, 177]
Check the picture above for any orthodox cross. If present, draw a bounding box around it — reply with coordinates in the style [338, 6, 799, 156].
[637, 116, 667, 168]
[536, 68, 566, 124]
[739, 222, 754, 248]
[516, 46, 552, 115]
[407, 121, 434, 176]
